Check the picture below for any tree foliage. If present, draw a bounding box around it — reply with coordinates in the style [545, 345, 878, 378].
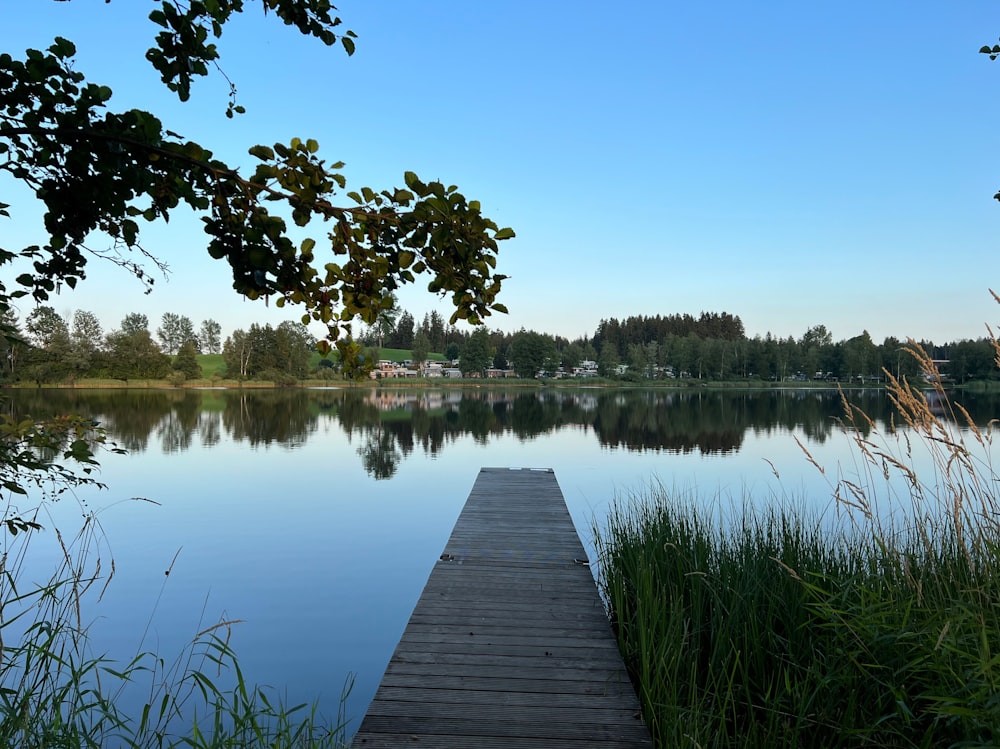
[0, 306, 24, 379]
[0, 1, 513, 378]
[173, 338, 202, 379]
[370, 293, 400, 349]
[420, 311, 447, 354]
[25, 306, 68, 350]
[67, 309, 103, 377]
[104, 327, 171, 381]
[120, 313, 150, 337]
[222, 321, 313, 381]
[410, 331, 431, 365]
[198, 318, 222, 354]
[389, 311, 415, 349]
[459, 328, 493, 376]
[508, 330, 559, 378]
[157, 312, 196, 355]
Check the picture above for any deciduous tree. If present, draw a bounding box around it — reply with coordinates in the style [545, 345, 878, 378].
[411, 331, 431, 366]
[0, 3, 513, 379]
[508, 330, 558, 378]
[157, 313, 196, 355]
[173, 338, 202, 379]
[198, 319, 222, 354]
[67, 309, 103, 377]
[597, 344, 620, 378]
[371, 294, 400, 349]
[25, 306, 69, 351]
[104, 327, 171, 381]
[0, 306, 24, 379]
[120, 313, 150, 337]
[459, 328, 493, 376]
[561, 342, 584, 371]
[222, 329, 254, 380]
[274, 321, 314, 378]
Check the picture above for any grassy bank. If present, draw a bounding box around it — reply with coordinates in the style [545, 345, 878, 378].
[594, 347, 1000, 748]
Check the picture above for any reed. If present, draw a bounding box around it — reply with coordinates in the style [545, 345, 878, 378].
[0, 509, 352, 748]
[595, 341, 1000, 747]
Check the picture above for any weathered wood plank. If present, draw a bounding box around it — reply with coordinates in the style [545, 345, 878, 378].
[367, 685, 636, 708]
[350, 467, 650, 748]
[389, 649, 627, 670]
[371, 672, 637, 696]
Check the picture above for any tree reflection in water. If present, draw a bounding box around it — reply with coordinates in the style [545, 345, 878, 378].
[356, 428, 402, 480]
[7, 386, 1000, 480]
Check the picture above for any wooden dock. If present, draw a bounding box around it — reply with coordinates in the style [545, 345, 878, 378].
[351, 467, 651, 748]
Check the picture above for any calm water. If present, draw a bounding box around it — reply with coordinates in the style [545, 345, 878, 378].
[7, 385, 999, 736]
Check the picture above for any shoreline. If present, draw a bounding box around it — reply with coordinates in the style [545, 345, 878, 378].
[0, 378, 963, 392]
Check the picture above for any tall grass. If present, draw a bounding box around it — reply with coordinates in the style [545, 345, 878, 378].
[0, 480, 352, 747]
[595, 342, 1000, 748]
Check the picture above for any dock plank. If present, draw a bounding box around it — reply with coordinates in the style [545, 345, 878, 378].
[351, 468, 650, 748]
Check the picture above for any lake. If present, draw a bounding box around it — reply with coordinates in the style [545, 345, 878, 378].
[7, 385, 998, 738]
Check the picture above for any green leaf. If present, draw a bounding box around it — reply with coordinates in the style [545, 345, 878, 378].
[341, 36, 355, 56]
[306, 138, 319, 153]
[249, 145, 275, 161]
[50, 37, 76, 58]
[494, 227, 516, 240]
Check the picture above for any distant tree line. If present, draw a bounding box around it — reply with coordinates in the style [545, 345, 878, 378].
[363, 303, 998, 384]
[4, 301, 997, 385]
[0, 305, 328, 385]
[0, 307, 223, 384]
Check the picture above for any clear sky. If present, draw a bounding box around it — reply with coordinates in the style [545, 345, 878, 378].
[3, 1, 1000, 346]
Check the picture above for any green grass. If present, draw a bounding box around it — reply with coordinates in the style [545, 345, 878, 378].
[197, 353, 226, 378]
[594, 344, 1000, 748]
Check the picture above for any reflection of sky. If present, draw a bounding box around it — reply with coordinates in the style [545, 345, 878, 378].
[11, 401, 993, 738]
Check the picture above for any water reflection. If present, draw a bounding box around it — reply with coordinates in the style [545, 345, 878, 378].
[7, 386, 1000, 480]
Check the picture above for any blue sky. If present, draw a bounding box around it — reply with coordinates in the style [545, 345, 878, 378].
[3, 1, 1000, 345]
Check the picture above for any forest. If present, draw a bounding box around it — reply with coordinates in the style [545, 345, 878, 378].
[3, 303, 996, 385]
